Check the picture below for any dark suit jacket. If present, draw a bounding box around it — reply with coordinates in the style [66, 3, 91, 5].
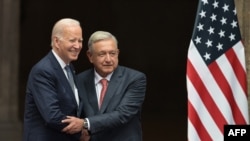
[23, 51, 82, 141]
[77, 65, 146, 141]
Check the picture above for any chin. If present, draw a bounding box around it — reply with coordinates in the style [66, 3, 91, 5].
[71, 55, 78, 60]
[104, 69, 114, 74]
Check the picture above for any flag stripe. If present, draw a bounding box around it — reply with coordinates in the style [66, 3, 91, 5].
[188, 118, 201, 141]
[209, 50, 246, 124]
[218, 43, 249, 123]
[187, 73, 223, 140]
[226, 42, 247, 95]
[187, 42, 235, 118]
[188, 100, 212, 141]
[187, 56, 226, 133]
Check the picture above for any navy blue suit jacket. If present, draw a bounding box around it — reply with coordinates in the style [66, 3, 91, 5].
[23, 51, 82, 141]
[77, 66, 146, 141]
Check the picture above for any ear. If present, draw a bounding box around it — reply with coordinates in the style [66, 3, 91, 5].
[86, 50, 93, 63]
[117, 49, 120, 55]
[53, 36, 60, 49]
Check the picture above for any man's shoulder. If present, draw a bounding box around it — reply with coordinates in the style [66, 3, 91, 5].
[119, 65, 144, 74]
[117, 66, 146, 79]
[30, 52, 57, 73]
[77, 68, 93, 77]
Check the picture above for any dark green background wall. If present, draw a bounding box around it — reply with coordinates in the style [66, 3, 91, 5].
[19, 0, 198, 140]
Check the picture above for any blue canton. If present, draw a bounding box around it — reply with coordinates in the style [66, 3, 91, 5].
[192, 0, 241, 65]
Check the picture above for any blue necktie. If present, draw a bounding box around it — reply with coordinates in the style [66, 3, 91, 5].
[65, 65, 80, 106]
[65, 65, 75, 93]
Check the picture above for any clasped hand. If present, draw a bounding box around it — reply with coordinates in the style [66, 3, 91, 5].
[61, 116, 90, 141]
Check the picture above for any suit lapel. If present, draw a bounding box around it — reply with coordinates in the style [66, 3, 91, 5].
[49, 51, 79, 108]
[49, 51, 69, 88]
[99, 66, 122, 113]
[85, 70, 99, 112]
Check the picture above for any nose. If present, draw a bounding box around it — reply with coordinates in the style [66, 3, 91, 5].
[104, 54, 111, 61]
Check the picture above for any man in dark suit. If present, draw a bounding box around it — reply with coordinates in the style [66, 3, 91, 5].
[23, 18, 87, 141]
[62, 31, 147, 141]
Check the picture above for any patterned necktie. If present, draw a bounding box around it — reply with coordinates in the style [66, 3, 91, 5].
[99, 79, 108, 108]
[65, 65, 75, 93]
[65, 65, 79, 106]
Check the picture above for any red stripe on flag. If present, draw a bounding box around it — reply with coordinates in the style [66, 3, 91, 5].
[187, 59, 227, 133]
[226, 47, 247, 96]
[188, 100, 212, 141]
[208, 58, 247, 124]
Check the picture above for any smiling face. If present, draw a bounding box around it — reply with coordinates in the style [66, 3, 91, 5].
[87, 38, 119, 77]
[53, 25, 83, 64]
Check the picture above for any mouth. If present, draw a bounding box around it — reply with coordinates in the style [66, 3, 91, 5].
[70, 50, 79, 55]
[103, 64, 113, 67]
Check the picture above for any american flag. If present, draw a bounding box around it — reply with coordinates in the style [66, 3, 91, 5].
[186, 0, 249, 140]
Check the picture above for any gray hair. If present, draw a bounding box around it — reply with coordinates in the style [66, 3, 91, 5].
[51, 18, 81, 46]
[88, 31, 118, 52]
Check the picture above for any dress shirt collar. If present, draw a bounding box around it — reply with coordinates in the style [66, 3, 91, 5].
[52, 49, 68, 69]
[94, 70, 112, 85]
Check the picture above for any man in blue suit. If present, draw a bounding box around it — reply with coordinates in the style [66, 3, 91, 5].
[23, 18, 87, 141]
[62, 31, 147, 141]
